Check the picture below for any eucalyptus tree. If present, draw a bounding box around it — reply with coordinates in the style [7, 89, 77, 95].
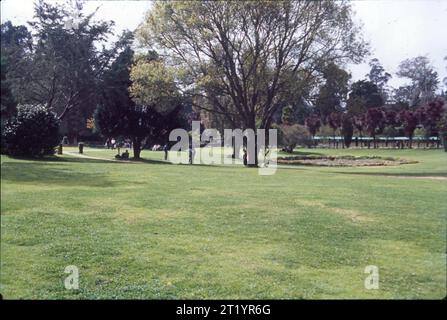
[367, 58, 391, 102]
[396, 56, 439, 107]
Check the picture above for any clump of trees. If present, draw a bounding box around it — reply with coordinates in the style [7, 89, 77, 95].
[300, 99, 445, 149]
[136, 0, 368, 164]
[94, 34, 186, 159]
[2, 0, 446, 159]
[1, 0, 187, 159]
[293, 56, 447, 151]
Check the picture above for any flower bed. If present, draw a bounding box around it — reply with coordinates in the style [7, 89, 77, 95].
[277, 155, 417, 167]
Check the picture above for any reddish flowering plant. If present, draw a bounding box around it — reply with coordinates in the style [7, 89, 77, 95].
[305, 114, 321, 138]
[365, 108, 385, 148]
[421, 100, 445, 136]
[398, 109, 419, 147]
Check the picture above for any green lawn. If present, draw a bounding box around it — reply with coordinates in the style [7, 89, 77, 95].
[1, 146, 446, 299]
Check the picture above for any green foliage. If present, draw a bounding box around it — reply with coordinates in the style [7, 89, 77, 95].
[2, 105, 59, 157]
[1, 21, 32, 125]
[367, 58, 391, 101]
[347, 80, 383, 115]
[278, 124, 313, 152]
[315, 63, 351, 121]
[2, 0, 126, 140]
[129, 58, 179, 114]
[137, 0, 368, 134]
[413, 127, 427, 138]
[281, 105, 295, 125]
[396, 56, 439, 106]
[95, 44, 186, 159]
[1, 56, 17, 123]
[383, 126, 400, 138]
[319, 124, 338, 137]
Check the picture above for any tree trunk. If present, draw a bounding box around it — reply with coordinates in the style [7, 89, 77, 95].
[68, 132, 78, 146]
[246, 132, 258, 167]
[133, 137, 142, 159]
[244, 117, 259, 167]
[232, 136, 240, 159]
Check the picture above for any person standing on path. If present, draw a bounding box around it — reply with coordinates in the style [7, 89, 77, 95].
[163, 144, 169, 161]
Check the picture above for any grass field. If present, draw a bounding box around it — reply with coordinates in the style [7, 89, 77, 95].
[1, 146, 446, 299]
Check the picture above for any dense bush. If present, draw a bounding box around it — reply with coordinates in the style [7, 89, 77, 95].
[3, 104, 60, 157]
[318, 124, 338, 137]
[278, 124, 313, 152]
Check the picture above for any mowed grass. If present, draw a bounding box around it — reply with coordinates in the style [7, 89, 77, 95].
[1, 146, 446, 299]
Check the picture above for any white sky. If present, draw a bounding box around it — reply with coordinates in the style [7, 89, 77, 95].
[1, 0, 446, 91]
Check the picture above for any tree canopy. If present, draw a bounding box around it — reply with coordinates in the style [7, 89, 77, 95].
[395, 56, 439, 107]
[137, 1, 368, 131]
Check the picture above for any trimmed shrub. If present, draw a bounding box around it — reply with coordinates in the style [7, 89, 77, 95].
[3, 104, 60, 157]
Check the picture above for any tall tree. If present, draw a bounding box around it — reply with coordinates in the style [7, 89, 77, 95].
[366, 58, 391, 102]
[129, 55, 180, 114]
[346, 80, 383, 115]
[315, 62, 351, 122]
[137, 0, 368, 165]
[0, 22, 32, 125]
[96, 36, 184, 159]
[5, 0, 126, 142]
[396, 56, 439, 107]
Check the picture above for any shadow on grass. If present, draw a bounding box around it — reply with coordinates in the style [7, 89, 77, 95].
[279, 150, 325, 156]
[129, 157, 172, 165]
[1, 161, 116, 187]
[2, 154, 120, 165]
[332, 171, 447, 178]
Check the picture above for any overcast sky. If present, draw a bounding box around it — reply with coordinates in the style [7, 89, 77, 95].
[1, 0, 446, 91]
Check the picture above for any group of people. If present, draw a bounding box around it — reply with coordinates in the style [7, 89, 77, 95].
[105, 138, 132, 150]
[102, 139, 200, 164]
[102, 140, 271, 166]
